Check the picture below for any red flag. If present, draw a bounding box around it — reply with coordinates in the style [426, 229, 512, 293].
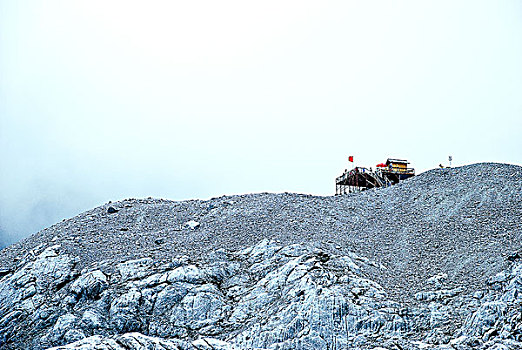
[348, 156, 354, 162]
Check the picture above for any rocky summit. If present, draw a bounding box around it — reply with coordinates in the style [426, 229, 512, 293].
[1, 162, 522, 350]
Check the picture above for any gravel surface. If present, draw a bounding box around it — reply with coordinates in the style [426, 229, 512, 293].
[1, 162, 521, 304]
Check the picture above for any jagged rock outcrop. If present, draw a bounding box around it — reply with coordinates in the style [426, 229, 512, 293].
[2, 239, 522, 349]
[0, 239, 405, 349]
[1, 163, 522, 349]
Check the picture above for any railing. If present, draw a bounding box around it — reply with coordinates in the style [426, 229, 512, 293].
[336, 164, 416, 194]
[377, 167, 415, 175]
[336, 167, 376, 186]
[336, 167, 369, 182]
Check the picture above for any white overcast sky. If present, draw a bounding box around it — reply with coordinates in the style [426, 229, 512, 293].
[1, 0, 521, 244]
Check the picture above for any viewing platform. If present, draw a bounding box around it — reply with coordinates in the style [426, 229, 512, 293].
[336, 158, 415, 195]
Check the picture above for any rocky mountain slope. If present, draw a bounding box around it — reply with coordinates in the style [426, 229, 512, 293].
[0, 162, 521, 349]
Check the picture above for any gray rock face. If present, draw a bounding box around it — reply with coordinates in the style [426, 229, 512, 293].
[47, 332, 193, 350]
[0, 244, 78, 348]
[0, 162, 522, 349]
[2, 238, 522, 349]
[70, 270, 107, 299]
